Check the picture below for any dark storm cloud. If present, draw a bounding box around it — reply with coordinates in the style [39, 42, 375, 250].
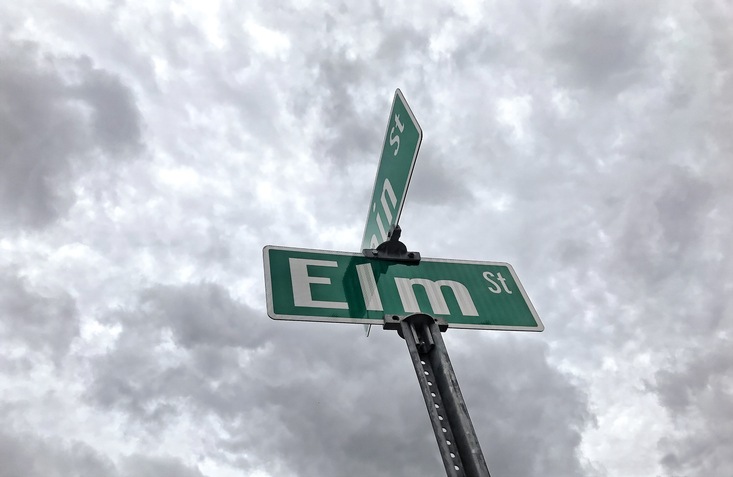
[0, 429, 116, 477]
[449, 334, 594, 477]
[549, 3, 658, 93]
[211, 54, 281, 149]
[269, 11, 434, 170]
[608, 166, 716, 286]
[0, 37, 142, 228]
[1, 40, 83, 227]
[86, 282, 593, 476]
[87, 282, 270, 421]
[69, 58, 143, 154]
[374, 24, 432, 76]
[139, 282, 264, 349]
[0, 428, 209, 477]
[407, 147, 477, 207]
[120, 455, 209, 477]
[315, 52, 382, 167]
[655, 168, 713, 256]
[449, 27, 507, 73]
[0, 268, 78, 365]
[650, 338, 733, 476]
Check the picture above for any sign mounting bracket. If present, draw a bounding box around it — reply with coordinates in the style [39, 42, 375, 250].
[362, 225, 421, 264]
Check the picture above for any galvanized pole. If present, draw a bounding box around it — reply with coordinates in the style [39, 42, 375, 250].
[385, 313, 491, 477]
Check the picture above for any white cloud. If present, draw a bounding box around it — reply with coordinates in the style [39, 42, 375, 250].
[246, 21, 290, 58]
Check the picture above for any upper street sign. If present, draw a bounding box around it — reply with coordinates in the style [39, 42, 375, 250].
[264, 246, 543, 331]
[361, 89, 422, 251]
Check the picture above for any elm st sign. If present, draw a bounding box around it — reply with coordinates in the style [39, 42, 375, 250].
[361, 89, 422, 250]
[263, 246, 543, 331]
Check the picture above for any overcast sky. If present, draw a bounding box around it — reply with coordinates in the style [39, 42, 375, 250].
[1, 1, 731, 476]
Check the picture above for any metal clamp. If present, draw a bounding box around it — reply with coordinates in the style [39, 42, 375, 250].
[363, 225, 421, 264]
[383, 313, 448, 335]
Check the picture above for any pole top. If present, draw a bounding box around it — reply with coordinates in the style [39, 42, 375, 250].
[383, 313, 449, 336]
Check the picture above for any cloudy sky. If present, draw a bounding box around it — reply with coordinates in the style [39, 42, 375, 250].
[1, 0, 731, 476]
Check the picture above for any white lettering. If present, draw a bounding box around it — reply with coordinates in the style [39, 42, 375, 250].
[380, 179, 397, 224]
[369, 234, 379, 249]
[394, 113, 405, 133]
[389, 127, 400, 155]
[375, 211, 388, 242]
[483, 271, 502, 294]
[496, 272, 512, 294]
[289, 258, 348, 309]
[394, 278, 478, 316]
[356, 263, 383, 311]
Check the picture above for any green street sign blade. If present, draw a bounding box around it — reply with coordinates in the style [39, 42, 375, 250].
[361, 89, 422, 251]
[263, 245, 543, 331]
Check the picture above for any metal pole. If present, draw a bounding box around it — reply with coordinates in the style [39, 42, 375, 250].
[401, 318, 465, 477]
[390, 314, 491, 477]
[426, 320, 491, 477]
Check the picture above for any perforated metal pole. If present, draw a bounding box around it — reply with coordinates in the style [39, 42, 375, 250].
[386, 314, 491, 477]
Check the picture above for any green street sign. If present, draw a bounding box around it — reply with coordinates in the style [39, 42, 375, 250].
[263, 246, 543, 331]
[361, 89, 422, 251]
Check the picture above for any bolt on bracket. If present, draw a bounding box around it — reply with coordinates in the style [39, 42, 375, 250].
[362, 225, 421, 264]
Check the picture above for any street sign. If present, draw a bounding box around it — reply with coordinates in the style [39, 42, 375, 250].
[361, 89, 422, 251]
[263, 245, 543, 331]
[360, 89, 422, 336]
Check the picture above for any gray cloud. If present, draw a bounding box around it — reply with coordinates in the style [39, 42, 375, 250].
[87, 282, 270, 421]
[0, 36, 142, 228]
[0, 40, 84, 227]
[0, 267, 78, 365]
[650, 338, 733, 476]
[120, 455, 209, 477]
[0, 428, 209, 477]
[0, 430, 116, 477]
[407, 148, 477, 208]
[549, 3, 658, 93]
[139, 282, 266, 349]
[69, 58, 143, 155]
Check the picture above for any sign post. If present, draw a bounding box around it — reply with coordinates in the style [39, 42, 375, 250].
[262, 89, 543, 477]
